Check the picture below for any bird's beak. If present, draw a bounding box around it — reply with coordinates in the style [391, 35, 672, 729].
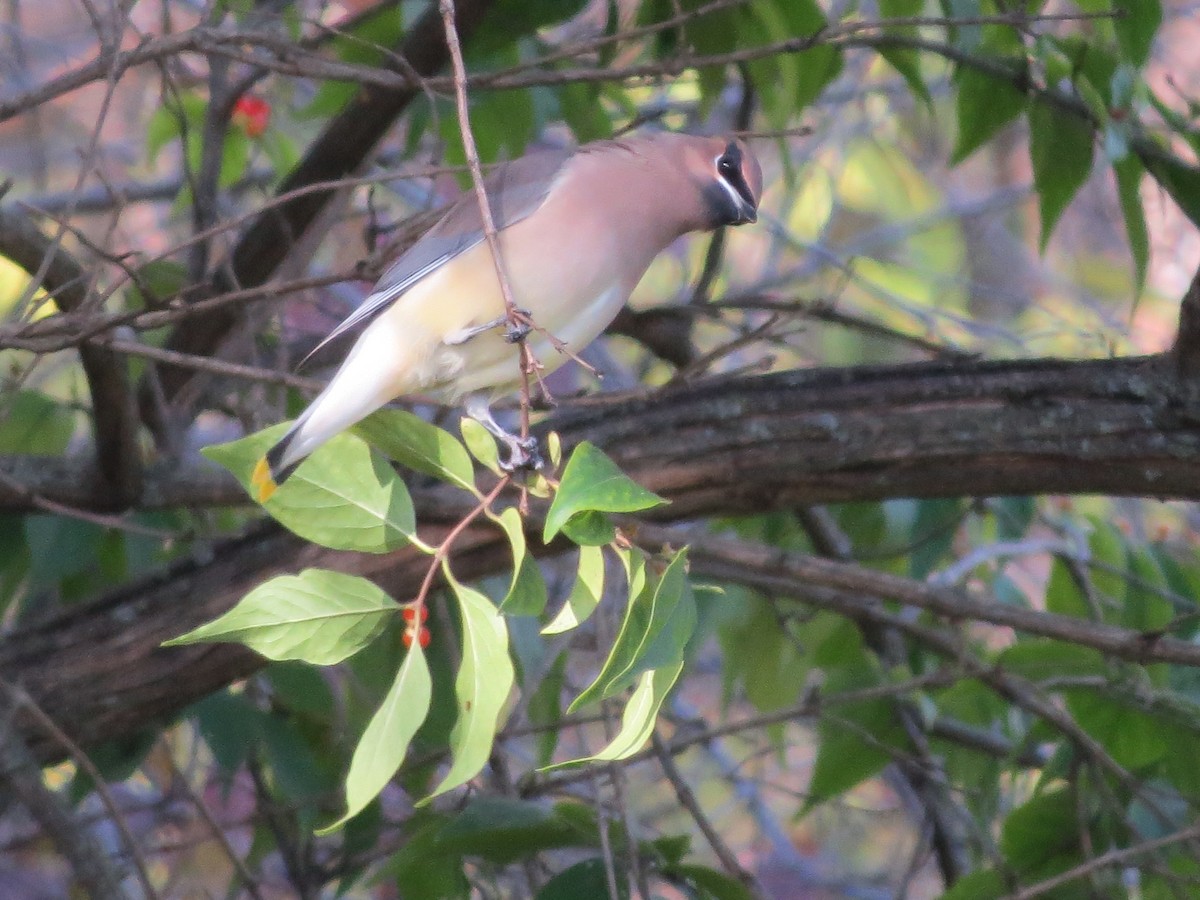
[733, 195, 757, 225]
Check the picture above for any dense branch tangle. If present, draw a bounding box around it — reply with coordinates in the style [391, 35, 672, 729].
[2, 1, 1200, 895]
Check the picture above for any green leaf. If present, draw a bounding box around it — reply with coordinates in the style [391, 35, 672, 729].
[527, 652, 568, 766]
[569, 550, 695, 711]
[219, 130, 251, 187]
[493, 507, 546, 616]
[806, 712, 893, 810]
[300, 6, 403, 119]
[617, 545, 648, 600]
[1113, 0, 1161, 68]
[1000, 787, 1079, 870]
[381, 811, 470, 898]
[560, 510, 617, 546]
[213, 427, 420, 554]
[470, 0, 589, 58]
[558, 80, 611, 143]
[145, 91, 206, 165]
[1159, 722, 1200, 797]
[909, 498, 965, 579]
[805, 645, 905, 810]
[24, 516, 101, 588]
[1123, 547, 1174, 632]
[770, 0, 841, 114]
[318, 640, 432, 833]
[666, 864, 755, 900]
[1044, 557, 1090, 619]
[1087, 518, 1127, 602]
[537, 858, 628, 900]
[1115, 155, 1149, 293]
[355, 409, 477, 493]
[126, 259, 188, 312]
[543, 545, 605, 635]
[435, 797, 597, 864]
[877, 0, 932, 109]
[719, 591, 816, 713]
[544, 442, 665, 542]
[260, 713, 333, 810]
[994, 496, 1037, 541]
[164, 569, 395, 664]
[549, 663, 683, 769]
[996, 639, 1106, 681]
[1065, 690, 1168, 769]
[737, 0, 829, 129]
[0, 391, 75, 453]
[951, 59, 1027, 163]
[938, 869, 1006, 900]
[261, 129, 299, 178]
[193, 692, 263, 774]
[424, 571, 515, 802]
[681, 0, 737, 113]
[1142, 152, 1200, 231]
[267, 661, 334, 718]
[1029, 100, 1095, 250]
[205, 425, 416, 553]
[460, 417, 501, 475]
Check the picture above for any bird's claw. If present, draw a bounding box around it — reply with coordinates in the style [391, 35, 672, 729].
[504, 322, 532, 343]
[504, 308, 533, 344]
[500, 435, 544, 473]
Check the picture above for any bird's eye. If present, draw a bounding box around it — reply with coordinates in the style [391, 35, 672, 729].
[718, 157, 736, 177]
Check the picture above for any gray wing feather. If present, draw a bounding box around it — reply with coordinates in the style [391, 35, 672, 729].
[300, 148, 574, 367]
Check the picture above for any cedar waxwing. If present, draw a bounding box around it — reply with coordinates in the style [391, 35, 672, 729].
[252, 132, 763, 501]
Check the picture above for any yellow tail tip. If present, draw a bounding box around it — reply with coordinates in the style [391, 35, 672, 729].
[251, 457, 278, 503]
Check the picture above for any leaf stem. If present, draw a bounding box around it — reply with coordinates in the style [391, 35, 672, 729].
[410, 475, 512, 613]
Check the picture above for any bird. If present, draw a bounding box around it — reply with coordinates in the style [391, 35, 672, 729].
[251, 131, 763, 502]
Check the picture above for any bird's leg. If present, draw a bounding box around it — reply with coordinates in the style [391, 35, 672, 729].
[464, 395, 543, 472]
[445, 308, 532, 346]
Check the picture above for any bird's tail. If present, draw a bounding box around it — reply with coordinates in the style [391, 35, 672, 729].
[251, 430, 305, 503]
[250, 319, 411, 504]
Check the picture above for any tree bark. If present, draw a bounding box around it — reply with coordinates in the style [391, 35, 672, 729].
[4, 352, 1200, 762]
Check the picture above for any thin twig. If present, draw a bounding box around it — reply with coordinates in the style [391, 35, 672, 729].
[0, 696, 129, 898]
[651, 730, 764, 894]
[162, 748, 265, 900]
[0, 466, 178, 537]
[411, 475, 512, 610]
[438, 0, 537, 511]
[1011, 822, 1200, 900]
[3, 682, 158, 899]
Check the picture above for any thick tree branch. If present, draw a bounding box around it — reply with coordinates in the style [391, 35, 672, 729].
[1172, 262, 1200, 378]
[5, 355, 1200, 760]
[5, 354, 1200, 514]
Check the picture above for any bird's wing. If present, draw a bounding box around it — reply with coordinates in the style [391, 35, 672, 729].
[301, 147, 575, 366]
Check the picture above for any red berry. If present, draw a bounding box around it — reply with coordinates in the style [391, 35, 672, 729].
[402, 607, 415, 623]
[402, 624, 431, 650]
[232, 95, 270, 137]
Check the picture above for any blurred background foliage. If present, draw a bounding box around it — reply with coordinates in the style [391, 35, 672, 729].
[2, 0, 1200, 898]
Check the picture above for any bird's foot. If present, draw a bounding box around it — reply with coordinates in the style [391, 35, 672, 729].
[500, 435, 544, 473]
[504, 308, 533, 344]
